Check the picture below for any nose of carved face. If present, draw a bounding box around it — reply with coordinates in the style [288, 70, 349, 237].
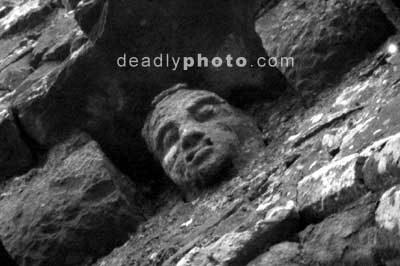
[181, 130, 204, 151]
[181, 130, 214, 164]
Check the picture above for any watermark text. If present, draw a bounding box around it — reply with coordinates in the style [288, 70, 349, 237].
[117, 53, 294, 71]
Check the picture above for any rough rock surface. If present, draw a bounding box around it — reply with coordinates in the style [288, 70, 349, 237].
[175, 200, 298, 266]
[296, 195, 400, 266]
[251, 195, 400, 266]
[297, 153, 366, 221]
[256, 0, 396, 95]
[0, 133, 147, 266]
[1, 0, 400, 266]
[93, 26, 400, 266]
[0, 54, 32, 97]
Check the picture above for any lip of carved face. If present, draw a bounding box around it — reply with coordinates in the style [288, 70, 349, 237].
[186, 145, 213, 166]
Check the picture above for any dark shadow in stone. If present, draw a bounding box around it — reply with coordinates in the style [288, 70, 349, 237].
[0, 241, 17, 266]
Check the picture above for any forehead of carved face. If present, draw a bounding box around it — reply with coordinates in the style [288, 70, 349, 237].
[143, 88, 263, 190]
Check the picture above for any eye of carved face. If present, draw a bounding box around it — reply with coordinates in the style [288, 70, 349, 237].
[192, 104, 217, 122]
[187, 95, 227, 122]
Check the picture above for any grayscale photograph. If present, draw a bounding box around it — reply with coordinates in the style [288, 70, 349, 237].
[0, 0, 400, 265]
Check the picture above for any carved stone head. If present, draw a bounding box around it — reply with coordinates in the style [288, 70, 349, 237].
[142, 84, 264, 191]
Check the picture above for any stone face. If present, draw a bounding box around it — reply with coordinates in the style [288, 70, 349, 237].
[0, 133, 147, 266]
[142, 86, 265, 191]
[256, 0, 395, 94]
[297, 154, 367, 220]
[0, 109, 33, 181]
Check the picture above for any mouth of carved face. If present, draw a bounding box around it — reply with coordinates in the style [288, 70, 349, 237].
[185, 139, 214, 166]
[184, 141, 233, 185]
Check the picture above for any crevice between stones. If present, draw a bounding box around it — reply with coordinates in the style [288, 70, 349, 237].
[9, 106, 49, 171]
[0, 240, 17, 266]
[293, 105, 365, 148]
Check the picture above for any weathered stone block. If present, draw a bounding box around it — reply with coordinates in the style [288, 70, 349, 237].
[298, 154, 367, 220]
[0, 55, 32, 96]
[376, 186, 400, 236]
[31, 9, 79, 67]
[299, 196, 399, 266]
[362, 133, 400, 191]
[176, 200, 298, 266]
[256, 0, 395, 93]
[0, 133, 147, 266]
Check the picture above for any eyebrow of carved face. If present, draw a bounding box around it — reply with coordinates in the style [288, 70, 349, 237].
[186, 95, 226, 114]
[154, 121, 178, 155]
